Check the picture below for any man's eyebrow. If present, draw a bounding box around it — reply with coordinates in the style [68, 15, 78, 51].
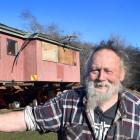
[90, 66, 97, 70]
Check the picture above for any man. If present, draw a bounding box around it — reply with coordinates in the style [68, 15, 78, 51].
[0, 41, 140, 140]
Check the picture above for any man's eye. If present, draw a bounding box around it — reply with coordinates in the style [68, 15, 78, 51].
[90, 70, 99, 74]
[106, 70, 112, 74]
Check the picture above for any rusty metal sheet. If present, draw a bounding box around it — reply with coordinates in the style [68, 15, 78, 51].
[57, 64, 64, 81]
[0, 36, 2, 59]
[42, 42, 58, 62]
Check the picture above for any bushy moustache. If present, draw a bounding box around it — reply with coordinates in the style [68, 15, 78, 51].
[94, 81, 111, 88]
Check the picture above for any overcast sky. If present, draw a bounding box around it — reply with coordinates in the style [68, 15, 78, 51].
[0, 0, 140, 46]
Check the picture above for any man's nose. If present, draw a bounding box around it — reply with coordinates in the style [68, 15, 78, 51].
[98, 70, 106, 81]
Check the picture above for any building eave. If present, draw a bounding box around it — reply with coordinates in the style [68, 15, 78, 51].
[0, 23, 81, 51]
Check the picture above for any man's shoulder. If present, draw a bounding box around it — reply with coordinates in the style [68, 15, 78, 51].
[122, 89, 140, 104]
[58, 86, 86, 99]
[70, 86, 87, 97]
[126, 89, 140, 98]
[73, 86, 86, 93]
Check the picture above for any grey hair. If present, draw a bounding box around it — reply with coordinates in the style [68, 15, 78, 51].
[84, 40, 130, 87]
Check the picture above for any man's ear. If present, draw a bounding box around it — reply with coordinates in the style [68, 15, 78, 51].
[120, 69, 125, 82]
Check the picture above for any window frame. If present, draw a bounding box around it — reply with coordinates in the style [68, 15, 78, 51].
[7, 38, 18, 56]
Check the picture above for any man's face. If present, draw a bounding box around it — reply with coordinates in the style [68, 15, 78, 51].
[89, 49, 125, 95]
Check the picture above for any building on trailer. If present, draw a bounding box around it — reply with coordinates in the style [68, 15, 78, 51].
[0, 23, 81, 108]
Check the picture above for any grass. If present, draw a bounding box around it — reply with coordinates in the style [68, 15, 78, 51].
[0, 109, 57, 140]
[0, 131, 57, 140]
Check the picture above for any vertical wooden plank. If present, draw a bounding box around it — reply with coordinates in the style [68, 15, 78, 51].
[42, 42, 58, 62]
[59, 47, 74, 65]
[57, 64, 64, 81]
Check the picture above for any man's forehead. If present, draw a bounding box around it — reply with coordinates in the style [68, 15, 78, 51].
[91, 49, 122, 69]
[93, 49, 118, 56]
[92, 49, 121, 60]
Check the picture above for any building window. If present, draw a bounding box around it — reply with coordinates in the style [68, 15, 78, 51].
[7, 39, 17, 56]
[58, 47, 75, 65]
[42, 42, 58, 62]
[42, 42, 76, 65]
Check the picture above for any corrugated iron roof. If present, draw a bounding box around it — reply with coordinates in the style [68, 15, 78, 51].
[0, 23, 81, 51]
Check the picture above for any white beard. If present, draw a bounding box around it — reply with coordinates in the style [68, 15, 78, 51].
[86, 80, 123, 110]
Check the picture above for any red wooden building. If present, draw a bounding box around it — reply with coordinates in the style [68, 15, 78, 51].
[0, 23, 81, 108]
